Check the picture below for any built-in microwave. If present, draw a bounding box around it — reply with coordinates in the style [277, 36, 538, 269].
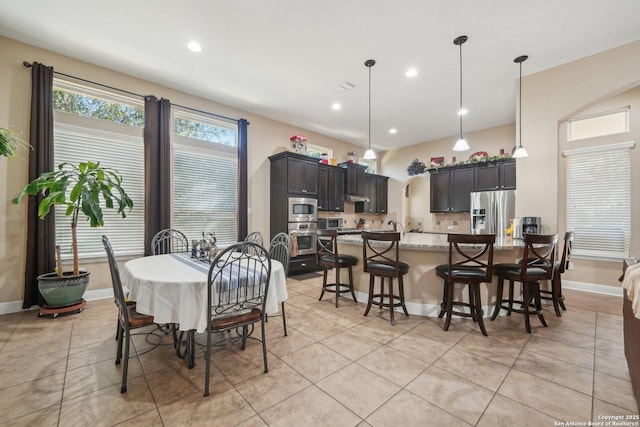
[288, 197, 318, 223]
[326, 217, 343, 229]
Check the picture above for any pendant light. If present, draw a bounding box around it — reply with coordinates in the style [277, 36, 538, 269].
[513, 55, 529, 158]
[452, 35, 470, 152]
[363, 59, 377, 160]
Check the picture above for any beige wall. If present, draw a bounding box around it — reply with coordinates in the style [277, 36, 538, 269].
[0, 36, 364, 306]
[3, 36, 640, 308]
[379, 40, 640, 289]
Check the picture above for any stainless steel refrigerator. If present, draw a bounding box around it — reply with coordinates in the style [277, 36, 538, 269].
[470, 190, 516, 237]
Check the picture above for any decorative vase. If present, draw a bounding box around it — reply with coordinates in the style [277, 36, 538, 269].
[37, 271, 90, 307]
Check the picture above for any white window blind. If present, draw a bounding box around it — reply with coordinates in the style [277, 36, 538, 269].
[565, 142, 632, 259]
[172, 147, 238, 246]
[54, 123, 145, 259]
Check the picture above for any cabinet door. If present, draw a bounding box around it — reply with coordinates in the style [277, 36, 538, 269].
[317, 166, 329, 211]
[345, 164, 366, 196]
[474, 164, 500, 191]
[430, 171, 450, 213]
[500, 160, 516, 189]
[376, 176, 388, 213]
[332, 168, 345, 212]
[364, 174, 377, 213]
[287, 158, 318, 194]
[450, 168, 474, 212]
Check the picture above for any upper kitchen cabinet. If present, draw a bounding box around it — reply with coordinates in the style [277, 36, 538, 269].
[269, 152, 318, 196]
[339, 162, 367, 197]
[429, 167, 474, 213]
[318, 164, 345, 212]
[362, 173, 388, 214]
[474, 159, 516, 191]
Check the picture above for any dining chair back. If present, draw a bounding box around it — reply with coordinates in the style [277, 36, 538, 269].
[204, 241, 272, 396]
[151, 228, 189, 255]
[491, 233, 558, 333]
[268, 232, 290, 336]
[435, 233, 495, 336]
[361, 231, 409, 325]
[102, 235, 157, 393]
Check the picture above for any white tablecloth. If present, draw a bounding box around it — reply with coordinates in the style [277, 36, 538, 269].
[121, 253, 287, 333]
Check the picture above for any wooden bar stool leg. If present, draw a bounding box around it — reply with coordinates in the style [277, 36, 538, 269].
[348, 266, 358, 303]
[438, 282, 448, 318]
[364, 273, 375, 316]
[398, 275, 409, 317]
[534, 282, 547, 327]
[319, 268, 328, 301]
[388, 278, 396, 325]
[491, 277, 504, 320]
[443, 281, 453, 331]
[335, 266, 341, 308]
[551, 276, 562, 316]
[473, 283, 488, 336]
[507, 280, 514, 315]
[468, 285, 476, 323]
[522, 282, 532, 333]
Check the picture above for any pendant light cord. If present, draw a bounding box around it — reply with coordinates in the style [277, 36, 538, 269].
[459, 42, 463, 139]
[368, 64, 372, 150]
[518, 60, 522, 148]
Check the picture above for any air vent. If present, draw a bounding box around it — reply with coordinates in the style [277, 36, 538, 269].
[335, 81, 355, 92]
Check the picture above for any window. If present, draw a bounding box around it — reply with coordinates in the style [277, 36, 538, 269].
[359, 158, 377, 174]
[567, 108, 629, 141]
[53, 81, 145, 259]
[306, 143, 332, 160]
[172, 110, 239, 246]
[564, 142, 633, 259]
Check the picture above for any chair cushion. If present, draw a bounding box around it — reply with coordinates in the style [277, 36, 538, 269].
[494, 263, 548, 279]
[126, 305, 155, 328]
[319, 254, 358, 267]
[211, 308, 262, 330]
[435, 264, 488, 280]
[367, 261, 409, 275]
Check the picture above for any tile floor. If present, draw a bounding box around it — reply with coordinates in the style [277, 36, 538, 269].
[0, 273, 638, 426]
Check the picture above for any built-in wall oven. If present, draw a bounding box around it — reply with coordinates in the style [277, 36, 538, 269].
[288, 221, 317, 256]
[288, 197, 318, 256]
[288, 197, 318, 223]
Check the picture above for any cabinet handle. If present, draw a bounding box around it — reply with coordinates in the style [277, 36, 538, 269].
[302, 189, 307, 193]
[300, 263, 306, 267]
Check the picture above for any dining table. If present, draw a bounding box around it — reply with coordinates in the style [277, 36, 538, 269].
[121, 251, 287, 367]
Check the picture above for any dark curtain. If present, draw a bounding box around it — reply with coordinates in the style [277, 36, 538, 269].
[23, 62, 55, 308]
[238, 119, 248, 240]
[143, 96, 171, 255]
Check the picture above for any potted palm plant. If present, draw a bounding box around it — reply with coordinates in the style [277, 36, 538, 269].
[0, 127, 30, 158]
[13, 161, 134, 306]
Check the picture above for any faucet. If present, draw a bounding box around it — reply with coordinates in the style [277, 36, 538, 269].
[387, 220, 405, 236]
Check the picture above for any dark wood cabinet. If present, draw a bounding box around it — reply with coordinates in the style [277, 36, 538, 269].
[287, 157, 318, 195]
[318, 165, 345, 212]
[362, 173, 388, 213]
[340, 162, 367, 196]
[430, 159, 516, 213]
[474, 159, 516, 191]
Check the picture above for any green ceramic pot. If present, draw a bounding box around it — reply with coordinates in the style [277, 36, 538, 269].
[37, 271, 90, 307]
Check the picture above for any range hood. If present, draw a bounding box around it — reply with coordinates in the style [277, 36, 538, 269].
[345, 194, 369, 202]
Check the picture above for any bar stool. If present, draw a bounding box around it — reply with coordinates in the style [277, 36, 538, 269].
[317, 229, 358, 308]
[490, 233, 558, 333]
[539, 231, 573, 316]
[362, 231, 409, 325]
[436, 233, 495, 336]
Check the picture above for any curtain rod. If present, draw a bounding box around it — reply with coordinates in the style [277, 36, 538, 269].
[22, 61, 245, 124]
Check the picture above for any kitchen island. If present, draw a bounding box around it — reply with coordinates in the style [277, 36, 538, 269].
[336, 232, 525, 317]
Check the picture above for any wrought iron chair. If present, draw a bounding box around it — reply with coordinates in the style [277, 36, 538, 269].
[491, 233, 558, 333]
[151, 228, 189, 255]
[244, 231, 265, 255]
[102, 236, 159, 393]
[204, 241, 272, 397]
[436, 233, 495, 336]
[268, 232, 290, 336]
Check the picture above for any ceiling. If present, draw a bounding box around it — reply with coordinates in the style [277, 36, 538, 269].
[1, 1, 639, 153]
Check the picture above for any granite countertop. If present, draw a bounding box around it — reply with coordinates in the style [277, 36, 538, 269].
[337, 232, 524, 251]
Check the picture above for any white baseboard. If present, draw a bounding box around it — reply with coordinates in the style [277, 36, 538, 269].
[562, 280, 623, 297]
[0, 288, 114, 316]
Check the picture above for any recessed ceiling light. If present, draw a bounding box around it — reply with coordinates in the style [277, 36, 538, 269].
[389, 128, 398, 134]
[405, 68, 418, 78]
[187, 41, 202, 52]
[458, 108, 468, 115]
[331, 103, 342, 110]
